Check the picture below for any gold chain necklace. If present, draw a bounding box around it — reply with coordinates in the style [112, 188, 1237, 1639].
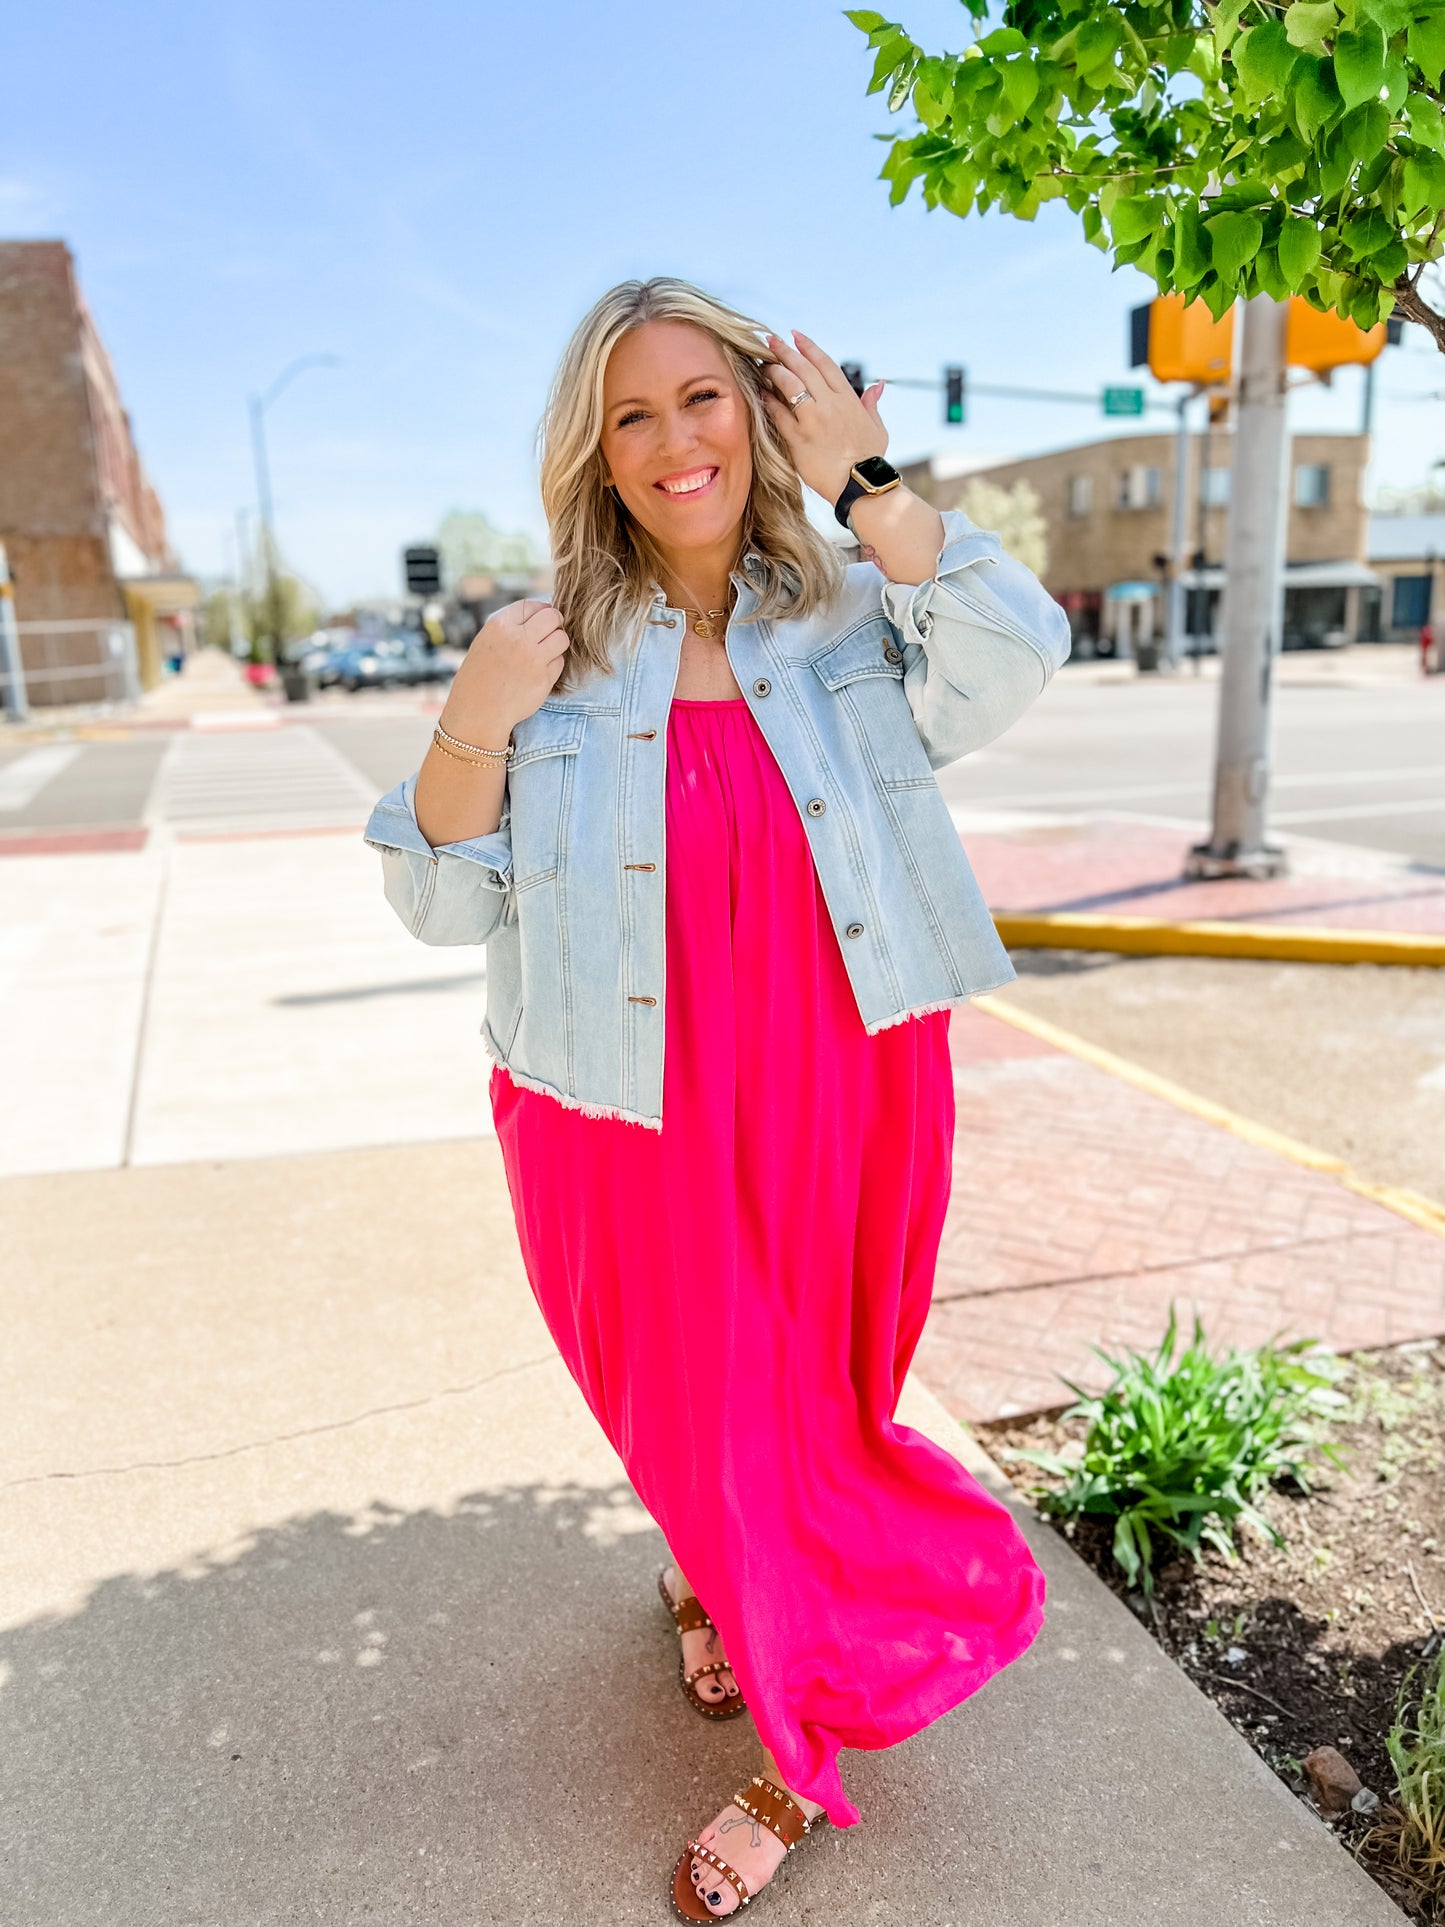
[666, 570, 733, 642]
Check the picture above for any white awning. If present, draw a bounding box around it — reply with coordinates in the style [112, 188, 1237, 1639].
[1179, 561, 1381, 591]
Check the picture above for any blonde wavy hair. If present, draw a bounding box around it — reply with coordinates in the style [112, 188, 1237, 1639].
[538, 277, 845, 693]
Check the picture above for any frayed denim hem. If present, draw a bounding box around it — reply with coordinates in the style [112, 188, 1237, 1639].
[481, 1031, 663, 1132]
[863, 995, 962, 1036]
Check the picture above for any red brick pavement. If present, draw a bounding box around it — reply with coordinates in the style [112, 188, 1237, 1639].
[962, 817, 1445, 935]
[919, 1003, 1445, 1421]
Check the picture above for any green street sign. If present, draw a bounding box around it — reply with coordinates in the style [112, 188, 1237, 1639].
[1103, 386, 1146, 417]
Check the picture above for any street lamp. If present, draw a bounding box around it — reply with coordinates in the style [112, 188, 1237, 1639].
[248, 354, 340, 664]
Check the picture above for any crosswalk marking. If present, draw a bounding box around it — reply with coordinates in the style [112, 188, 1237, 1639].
[0, 745, 81, 810]
[155, 726, 378, 834]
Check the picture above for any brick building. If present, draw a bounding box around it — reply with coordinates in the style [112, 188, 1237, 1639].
[902, 429, 1376, 656]
[0, 240, 196, 704]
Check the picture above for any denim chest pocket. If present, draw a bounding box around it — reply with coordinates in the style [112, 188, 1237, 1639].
[506, 708, 586, 888]
[808, 619, 933, 788]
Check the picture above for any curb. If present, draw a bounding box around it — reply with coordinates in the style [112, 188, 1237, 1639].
[974, 992, 1445, 1242]
[992, 911, 1445, 967]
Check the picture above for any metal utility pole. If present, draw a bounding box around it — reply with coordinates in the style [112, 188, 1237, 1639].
[0, 543, 29, 722]
[1186, 296, 1290, 880]
[248, 354, 339, 663]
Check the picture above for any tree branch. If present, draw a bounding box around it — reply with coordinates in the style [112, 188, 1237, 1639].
[1392, 273, 1445, 354]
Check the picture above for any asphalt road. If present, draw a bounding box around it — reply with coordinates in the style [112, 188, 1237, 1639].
[936, 662, 1445, 867]
[3, 657, 1441, 861]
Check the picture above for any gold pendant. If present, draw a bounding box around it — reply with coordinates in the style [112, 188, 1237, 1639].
[693, 616, 716, 640]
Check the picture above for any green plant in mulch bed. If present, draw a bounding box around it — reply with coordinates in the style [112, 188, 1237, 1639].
[1000, 1304, 1349, 1597]
[1365, 1645, 1445, 1921]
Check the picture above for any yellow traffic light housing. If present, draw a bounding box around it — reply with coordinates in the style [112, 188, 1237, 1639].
[1283, 300, 1386, 375]
[1131, 294, 1386, 390]
[1146, 294, 1234, 385]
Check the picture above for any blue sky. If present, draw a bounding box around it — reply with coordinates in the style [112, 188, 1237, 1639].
[6, 0, 1443, 606]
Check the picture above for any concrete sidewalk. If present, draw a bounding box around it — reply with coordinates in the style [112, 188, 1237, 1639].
[3, 1139, 1403, 1925]
[964, 814, 1445, 937]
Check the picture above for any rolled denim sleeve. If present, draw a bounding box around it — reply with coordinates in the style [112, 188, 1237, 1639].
[880, 507, 1072, 771]
[363, 773, 515, 946]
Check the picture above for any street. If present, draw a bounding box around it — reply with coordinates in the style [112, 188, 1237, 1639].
[2, 649, 1441, 1199]
[3, 648, 1441, 861]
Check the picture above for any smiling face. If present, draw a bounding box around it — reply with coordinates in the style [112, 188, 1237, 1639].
[598, 319, 754, 570]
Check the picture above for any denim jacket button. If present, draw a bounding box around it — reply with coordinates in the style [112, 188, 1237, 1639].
[883, 643, 903, 665]
[806, 797, 826, 817]
[752, 677, 771, 697]
[845, 921, 865, 939]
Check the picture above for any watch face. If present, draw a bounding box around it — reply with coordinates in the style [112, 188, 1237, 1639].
[853, 455, 899, 490]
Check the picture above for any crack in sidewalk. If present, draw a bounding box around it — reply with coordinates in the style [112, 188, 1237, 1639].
[929, 1223, 1406, 1308]
[3, 1351, 560, 1490]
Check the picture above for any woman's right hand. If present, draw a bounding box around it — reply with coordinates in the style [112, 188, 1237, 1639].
[440, 599, 571, 745]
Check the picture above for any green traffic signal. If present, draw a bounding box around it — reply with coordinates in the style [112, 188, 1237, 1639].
[944, 365, 965, 425]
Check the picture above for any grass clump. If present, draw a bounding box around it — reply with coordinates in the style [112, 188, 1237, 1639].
[1367, 1646, 1445, 1921]
[1000, 1304, 1348, 1596]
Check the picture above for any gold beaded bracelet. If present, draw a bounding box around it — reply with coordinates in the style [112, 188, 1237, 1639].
[432, 722, 514, 765]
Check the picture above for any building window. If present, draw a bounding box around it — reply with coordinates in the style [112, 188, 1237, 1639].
[1116, 465, 1161, 510]
[1067, 474, 1092, 517]
[1200, 465, 1230, 508]
[1295, 462, 1330, 507]
[1392, 574, 1433, 628]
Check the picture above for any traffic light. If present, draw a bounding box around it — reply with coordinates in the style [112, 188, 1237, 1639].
[943, 365, 966, 425]
[404, 545, 442, 596]
[1131, 295, 1234, 385]
[840, 361, 866, 397]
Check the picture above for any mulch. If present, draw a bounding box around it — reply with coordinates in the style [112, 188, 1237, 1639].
[978, 1336, 1445, 1922]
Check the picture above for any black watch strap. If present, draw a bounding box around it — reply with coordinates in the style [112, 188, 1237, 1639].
[834, 458, 902, 530]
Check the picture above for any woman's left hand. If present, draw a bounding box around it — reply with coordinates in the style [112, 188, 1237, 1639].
[760, 331, 888, 507]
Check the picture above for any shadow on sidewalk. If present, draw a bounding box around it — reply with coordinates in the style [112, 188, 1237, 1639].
[1, 1474, 1398, 1925]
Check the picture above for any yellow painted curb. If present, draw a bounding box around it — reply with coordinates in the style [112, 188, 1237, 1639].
[992, 911, 1445, 968]
[973, 992, 1445, 1243]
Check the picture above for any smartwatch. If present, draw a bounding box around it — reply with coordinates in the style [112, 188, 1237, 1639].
[834, 455, 902, 530]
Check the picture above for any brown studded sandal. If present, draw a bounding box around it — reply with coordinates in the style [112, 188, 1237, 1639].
[657, 1566, 748, 1722]
[670, 1772, 828, 1920]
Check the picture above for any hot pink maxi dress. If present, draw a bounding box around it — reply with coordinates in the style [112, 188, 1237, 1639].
[490, 696, 1046, 1826]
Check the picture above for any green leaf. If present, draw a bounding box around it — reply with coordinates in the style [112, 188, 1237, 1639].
[978, 25, 1027, 56]
[1405, 95, 1445, 153]
[1283, 1, 1340, 52]
[867, 31, 913, 94]
[1408, 9, 1445, 88]
[1342, 205, 1395, 255]
[1358, 0, 1412, 28]
[888, 60, 918, 111]
[1174, 203, 1213, 287]
[1403, 150, 1445, 216]
[1293, 55, 1344, 141]
[1333, 22, 1387, 108]
[1278, 213, 1324, 282]
[1207, 207, 1265, 280]
[844, 8, 890, 31]
[1112, 193, 1165, 245]
[1075, 13, 1123, 77]
[1000, 55, 1040, 116]
[1236, 20, 1301, 97]
[1342, 97, 1391, 161]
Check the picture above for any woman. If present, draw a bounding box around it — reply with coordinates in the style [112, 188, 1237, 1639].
[366, 277, 1069, 1918]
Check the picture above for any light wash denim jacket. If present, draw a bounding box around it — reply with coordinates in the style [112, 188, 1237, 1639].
[365, 508, 1071, 1129]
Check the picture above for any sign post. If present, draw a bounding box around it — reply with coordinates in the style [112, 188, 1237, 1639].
[0, 543, 29, 723]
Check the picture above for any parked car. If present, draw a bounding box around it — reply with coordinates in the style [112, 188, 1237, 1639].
[330, 637, 457, 692]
